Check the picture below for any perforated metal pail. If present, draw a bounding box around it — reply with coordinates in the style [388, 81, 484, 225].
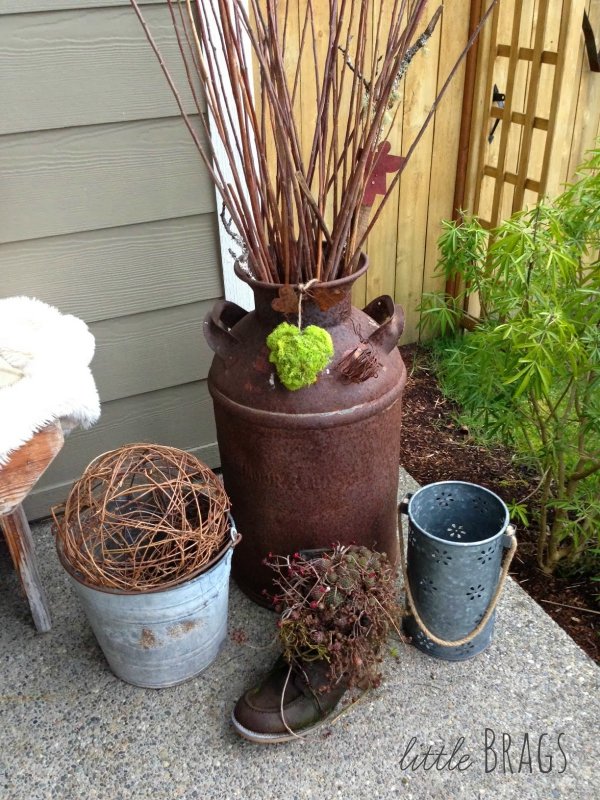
[400, 481, 513, 661]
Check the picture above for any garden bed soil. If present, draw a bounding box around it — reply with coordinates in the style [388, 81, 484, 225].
[398, 343, 599, 664]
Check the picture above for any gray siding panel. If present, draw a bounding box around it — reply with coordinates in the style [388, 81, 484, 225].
[0, 215, 222, 322]
[0, 5, 203, 135]
[1, 1, 164, 13]
[1, 3, 223, 522]
[91, 301, 215, 402]
[0, 117, 213, 244]
[35, 381, 217, 489]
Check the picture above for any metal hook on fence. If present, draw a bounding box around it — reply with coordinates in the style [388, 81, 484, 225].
[488, 84, 506, 144]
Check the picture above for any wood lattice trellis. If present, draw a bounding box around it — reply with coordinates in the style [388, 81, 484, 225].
[465, 0, 599, 230]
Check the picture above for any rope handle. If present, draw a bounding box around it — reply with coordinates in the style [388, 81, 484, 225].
[398, 499, 517, 648]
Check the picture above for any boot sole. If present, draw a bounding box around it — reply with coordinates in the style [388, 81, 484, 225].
[231, 709, 338, 744]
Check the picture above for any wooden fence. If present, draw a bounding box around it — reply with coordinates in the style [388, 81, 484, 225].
[261, 0, 600, 343]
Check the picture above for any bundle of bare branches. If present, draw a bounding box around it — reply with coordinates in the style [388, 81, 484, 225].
[131, 0, 497, 284]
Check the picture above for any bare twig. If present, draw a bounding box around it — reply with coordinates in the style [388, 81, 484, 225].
[130, 0, 498, 284]
[540, 599, 600, 616]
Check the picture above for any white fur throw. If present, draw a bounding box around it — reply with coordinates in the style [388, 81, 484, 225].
[0, 297, 101, 466]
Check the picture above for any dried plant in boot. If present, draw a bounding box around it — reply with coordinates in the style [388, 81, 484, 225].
[265, 544, 403, 691]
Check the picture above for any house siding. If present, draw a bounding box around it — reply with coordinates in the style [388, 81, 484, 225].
[0, 0, 222, 519]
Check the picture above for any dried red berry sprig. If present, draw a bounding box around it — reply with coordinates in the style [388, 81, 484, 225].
[265, 544, 403, 691]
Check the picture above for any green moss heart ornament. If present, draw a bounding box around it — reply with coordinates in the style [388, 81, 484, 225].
[266, 322, 334, 391]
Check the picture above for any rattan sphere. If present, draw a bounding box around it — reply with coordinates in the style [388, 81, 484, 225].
[53, 443, 230, 591]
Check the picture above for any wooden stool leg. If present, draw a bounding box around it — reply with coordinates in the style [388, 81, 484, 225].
[1, 504, 52, 632]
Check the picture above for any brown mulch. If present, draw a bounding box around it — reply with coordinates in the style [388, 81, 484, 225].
[398, 343, 599, 664]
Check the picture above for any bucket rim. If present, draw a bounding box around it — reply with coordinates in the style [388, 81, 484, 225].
[407, 480, 509, 547]
[57, 513, 238, 596]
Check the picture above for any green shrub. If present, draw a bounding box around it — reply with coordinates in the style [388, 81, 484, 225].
[420, 146, 600, 575]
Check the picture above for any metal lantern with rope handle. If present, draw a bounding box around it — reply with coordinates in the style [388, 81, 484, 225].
[398, 481, 517, 661]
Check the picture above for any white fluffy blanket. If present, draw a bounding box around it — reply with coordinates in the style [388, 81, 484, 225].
[0, 297, 101, 466]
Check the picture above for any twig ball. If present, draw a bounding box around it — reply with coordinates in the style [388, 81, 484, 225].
[53, 443, 230, 591]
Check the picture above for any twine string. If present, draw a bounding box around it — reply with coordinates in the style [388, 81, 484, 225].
[278, 660, 370, 742]
[398, 505, 517, 648]
[297, 279, 319, 330]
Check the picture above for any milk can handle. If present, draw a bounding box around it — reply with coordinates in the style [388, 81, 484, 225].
[204, 300, 248, 360]
[398, 497, 517, 648]
[362, 295, 405, 354]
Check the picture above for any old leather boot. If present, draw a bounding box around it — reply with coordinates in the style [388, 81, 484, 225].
[232, 656, 347, 743]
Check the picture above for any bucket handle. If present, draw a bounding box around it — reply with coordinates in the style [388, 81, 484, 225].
[204, 300, 249, 360]
[228, 513, 242, 547]
[362, 295, 405, 354]
[398, 495, 517, 648]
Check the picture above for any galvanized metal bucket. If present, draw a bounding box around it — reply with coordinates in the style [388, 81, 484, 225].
[63, 518, 239, 688]
[399, 482, 515, 661]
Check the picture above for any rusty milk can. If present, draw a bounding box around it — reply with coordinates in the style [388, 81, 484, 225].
[204, 258, 407, 604]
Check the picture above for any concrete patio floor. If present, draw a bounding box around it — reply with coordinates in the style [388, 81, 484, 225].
[1, 470, 598, 800]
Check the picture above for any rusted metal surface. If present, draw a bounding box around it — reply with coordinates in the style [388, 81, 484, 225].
[205, 261, 407, 605]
